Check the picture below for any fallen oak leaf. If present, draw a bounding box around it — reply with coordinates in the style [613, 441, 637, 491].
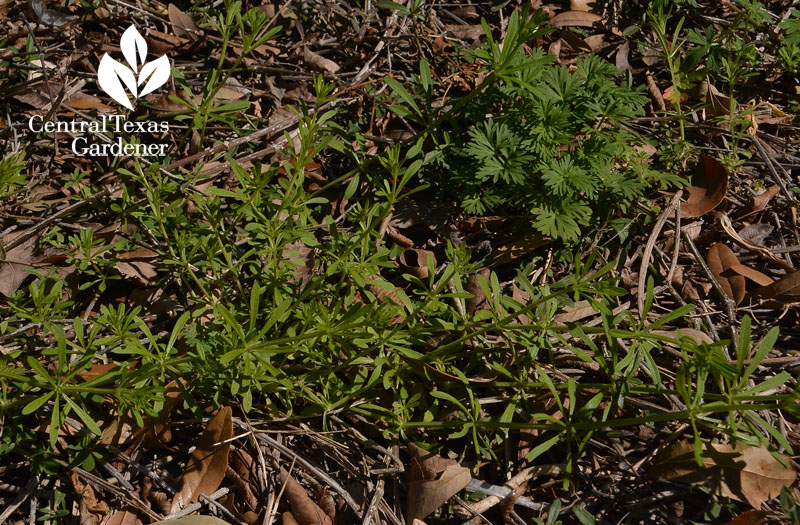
[303, 47, 340, 74]
[167, 3, 199, 38]
[153, 517, 233, 525]
[548, 10, 602, 27]
[278, 467, 333, 525]
[406, 464, 472, 524]
[707, 243, 746, 305]
[406, 444, 473, 524]
[680, 154, 728, 218]
[720, 510, 768, 525]
[0, 232, 41, 297]
[170, 407, 233, 514]
[749, 269, 800, 305]
[649, 441, 796, 508]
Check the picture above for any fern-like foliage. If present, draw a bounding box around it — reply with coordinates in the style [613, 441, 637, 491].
[427, 49, 682, 242]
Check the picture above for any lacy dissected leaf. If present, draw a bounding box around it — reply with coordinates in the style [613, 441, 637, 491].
[170, 407, 233, 514]
[649, 441, 796, 508]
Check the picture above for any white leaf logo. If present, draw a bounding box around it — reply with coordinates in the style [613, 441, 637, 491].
[97, 24, 171, 110]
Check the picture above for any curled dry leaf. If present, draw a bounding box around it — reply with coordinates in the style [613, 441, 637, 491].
[406, 444, 473, 524]
[170, 407, 233, 514]
[749, 269, 800, 305]
[748, 185, 781, 215]
[649, 441, 796, 508]
[278, 467, 333, 525]
[702, 80, 733, 118]
[652, 328, 714, 346]
[548, 11, 602, 27]
[71, 472, 110, 525]
[466, 268, 490, 316]
[487, 231, 549, 268]
[707, 243, 746, 305]
[680, 154, 728, 218]
[303, 47, 340, 74]
[707, 242, 775, 306]
[399, 249, 436, 280]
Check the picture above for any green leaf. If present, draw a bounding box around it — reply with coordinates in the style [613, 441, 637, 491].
[573, 505, 596, 525]
[742, 327, 779, 385]
[384, 76, 421, 117]
[375, 0, 410, 15]
[62, 395, 102, 435]
[22, 391, 54, 415]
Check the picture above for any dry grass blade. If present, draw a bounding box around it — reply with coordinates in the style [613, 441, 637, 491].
[170, 407, 233, 514]
[649, 441, 796, 508]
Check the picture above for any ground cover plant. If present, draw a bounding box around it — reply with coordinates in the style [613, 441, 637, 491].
[0, 0, 799, 523]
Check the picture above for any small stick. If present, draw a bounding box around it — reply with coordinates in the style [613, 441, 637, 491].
[749, 134, 796, 203]
[254, 432, 363, 517]
[638, 191, 683, 319]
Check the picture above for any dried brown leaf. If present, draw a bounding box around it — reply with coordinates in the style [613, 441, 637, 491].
[71, 472, 110, 525]
[548, 11, 602, 27]
[406, 464, 472, 524]
[399, 249, 436, 279]
[153, 517, 233, 525]
[652, 328, 714, 346]
[282, 513, 301, 525]
[720, 510, 768, 525]
[649, 441, 796, 508]
[104, 508, 143, 525]
[707, 243, 746, 305]
[303, 47, 340, 74]
[0, 232, 40, 297]
[170, 407, 233, 514]
[487, 231, 550, 268]
[278, 467, 333, 525]
[750, 269, 800, 304]
[168, 4, 198, 38]
[750, 185, 781, 214]
[116, 248, 159, 286]
[680, 155, 728, 218]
